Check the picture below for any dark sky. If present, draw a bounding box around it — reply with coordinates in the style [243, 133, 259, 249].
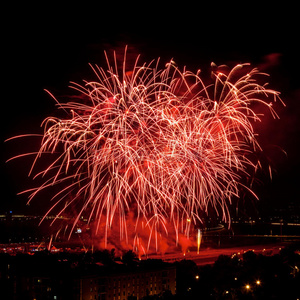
[2, 3, 300, 217]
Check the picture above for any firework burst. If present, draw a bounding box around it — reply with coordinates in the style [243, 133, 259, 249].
[8, 49, 283, 252]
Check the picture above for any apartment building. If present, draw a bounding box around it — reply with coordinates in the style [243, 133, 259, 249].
[79, 265, 176, 300]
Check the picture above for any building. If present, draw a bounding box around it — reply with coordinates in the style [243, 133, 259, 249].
[0, 252, 176, 300]
[78, 265, 176, 300]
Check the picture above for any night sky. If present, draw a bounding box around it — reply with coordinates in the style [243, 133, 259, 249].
[2, 3, 299, 218]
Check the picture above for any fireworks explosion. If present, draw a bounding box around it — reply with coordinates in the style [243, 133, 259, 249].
[8, 49, 283, 254]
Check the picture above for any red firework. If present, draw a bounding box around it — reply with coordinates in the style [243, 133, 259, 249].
[7, 49, 283, 253]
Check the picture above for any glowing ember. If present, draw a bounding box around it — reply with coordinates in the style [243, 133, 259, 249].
[197, 229, 202, 254]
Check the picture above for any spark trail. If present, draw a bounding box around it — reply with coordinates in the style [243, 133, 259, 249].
[9, 50, 283, 252]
